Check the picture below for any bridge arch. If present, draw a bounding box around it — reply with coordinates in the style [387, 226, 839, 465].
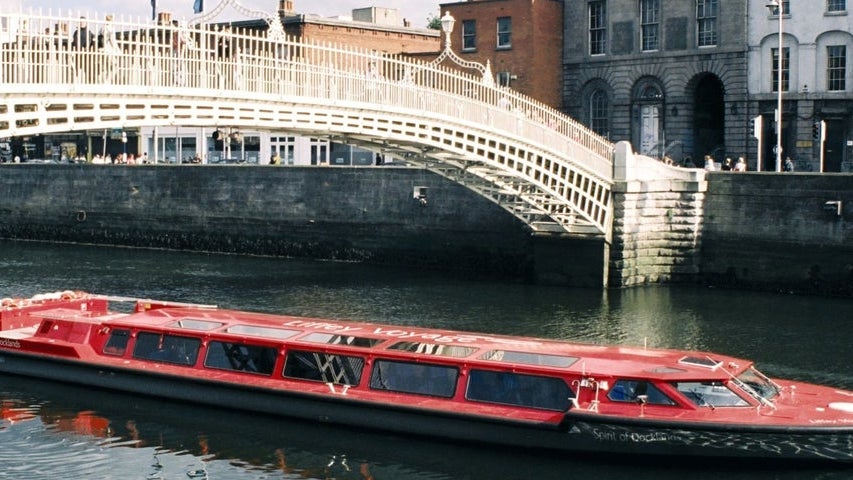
[0, 10, 614, 235]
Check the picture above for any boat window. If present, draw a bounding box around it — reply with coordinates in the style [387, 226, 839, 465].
[204, 341, 278, 375]
[607, 380, 676, 405]
[673, 381, 750, 407]
[480, 350, 578, 368]
[133, 332, 201, 366]
[227, 325, 300, 340]
[387, 341, 476, 358]
[679, 356, 722, 369]
[645, 366, 686, 374]
[283, 350, 364, 386]
[466, 369, 573, 411]
[736, 367, 780, 400]
[169, 318, 225, 331]
[103, 329, 130, 356]
[301, 332, 382, 348]
[369, 360, 458, 398]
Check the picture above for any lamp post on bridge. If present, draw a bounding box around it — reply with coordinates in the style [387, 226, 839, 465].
[428, 11, 494, 86]
[766, 0, 784, 172]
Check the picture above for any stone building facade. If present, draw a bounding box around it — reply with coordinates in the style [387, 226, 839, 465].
[749, 0, 853, 173]
[562, 0, 749, 168]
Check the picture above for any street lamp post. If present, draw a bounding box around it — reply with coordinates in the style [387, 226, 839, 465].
[767, 0, 784, 172]
[427, 12, 494, 86]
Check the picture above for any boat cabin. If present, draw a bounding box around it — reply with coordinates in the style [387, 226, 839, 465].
[0, 293, 781, 424]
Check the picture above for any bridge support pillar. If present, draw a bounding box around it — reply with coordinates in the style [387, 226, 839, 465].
[609, 141, 707, 287]
[530, 234, 608, 287]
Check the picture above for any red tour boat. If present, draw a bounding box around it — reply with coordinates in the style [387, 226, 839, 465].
[0, 291, 852, 463]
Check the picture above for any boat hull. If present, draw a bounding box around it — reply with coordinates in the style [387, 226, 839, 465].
[563, 412, 853, 463]
[1, 348, 852, 464]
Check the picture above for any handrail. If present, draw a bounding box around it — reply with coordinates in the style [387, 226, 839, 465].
[0, 10, 613, 179]
[0, 10, 615, 234]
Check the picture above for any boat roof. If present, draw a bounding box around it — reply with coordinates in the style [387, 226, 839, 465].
[100, 303, 753, 382]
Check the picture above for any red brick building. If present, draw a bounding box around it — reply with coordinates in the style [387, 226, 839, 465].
[231, 1, 440, 56]
[439, 0, 563, 109]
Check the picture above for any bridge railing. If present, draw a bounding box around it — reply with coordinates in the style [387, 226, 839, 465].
[0, 10, 613, 180]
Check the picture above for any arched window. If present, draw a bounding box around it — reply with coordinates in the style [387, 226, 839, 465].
[589, 89, 609, 137]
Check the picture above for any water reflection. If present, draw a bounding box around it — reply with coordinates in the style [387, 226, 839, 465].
[0, 376, 850, 480]
[1, 240, 852, 478]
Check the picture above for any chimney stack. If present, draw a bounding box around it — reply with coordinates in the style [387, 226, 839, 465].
[279, 0, 295, 16]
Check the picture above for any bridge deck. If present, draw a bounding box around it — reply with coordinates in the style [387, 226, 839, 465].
[0, 10, 614, 235]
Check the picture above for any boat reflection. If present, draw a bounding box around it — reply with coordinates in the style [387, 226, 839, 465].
[0, 374, 850, 480]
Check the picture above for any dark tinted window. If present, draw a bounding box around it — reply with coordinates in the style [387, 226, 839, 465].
[370, 360, 458, 398]
[283, 350, 364, 386]
[133, 332, 200, 366]
[466, 370, 572, 411]
[204, 341, 278, 375]
[103, 329, 130, 356]
[608, 379, 675, 405]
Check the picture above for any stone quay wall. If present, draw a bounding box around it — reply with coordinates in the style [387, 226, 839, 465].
[609, 141, 853, 296]
[701, 172, 853, 296]
[608, 142, 707, 287]
[2, 158, 849, 294]
[0, 163, 606, 286]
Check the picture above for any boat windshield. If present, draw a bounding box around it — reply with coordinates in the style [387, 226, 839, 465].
[673, 381, 750, 408]
[734, 367, 780, 402]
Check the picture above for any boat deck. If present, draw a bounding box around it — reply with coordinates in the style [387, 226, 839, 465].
[0, 326, 37, 339]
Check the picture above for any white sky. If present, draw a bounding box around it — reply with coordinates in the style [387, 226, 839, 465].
[13, 1, 441, 28]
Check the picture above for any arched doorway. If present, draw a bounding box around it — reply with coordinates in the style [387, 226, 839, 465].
[631, 77, 665, 158]
[692, 75, 725, 162]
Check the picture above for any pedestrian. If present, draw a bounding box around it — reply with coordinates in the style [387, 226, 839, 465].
[703, 155, 716, 171]
[71, 17, 94, 50]
[784, 157, 795, 172]
[722, 157, 733, 171]
[71, 17, 95, 82]
[734, 157, 747, 172]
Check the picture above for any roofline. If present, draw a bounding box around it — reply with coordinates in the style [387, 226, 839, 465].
[221, 15, 440, 38]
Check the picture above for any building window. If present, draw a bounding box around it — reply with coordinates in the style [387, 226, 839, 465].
[590, 90, 609, 136]
[496, 17, 512, 49]
[696, 0, 718, 47]
[640, 0, 660, 51]
[589, 1, 606, 55]
[827, 45, 847, 91]
[497, 71, 513, 87]
[462, 20, 476, 51]
[827, 0, 846, 12]
[772, 47, 790, 92]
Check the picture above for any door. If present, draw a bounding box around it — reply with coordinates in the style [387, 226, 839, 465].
[640, 105, 660, 156]
[823, 119, 845, 172]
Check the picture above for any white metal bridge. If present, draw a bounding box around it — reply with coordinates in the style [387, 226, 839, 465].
[0, 9, 614, 236]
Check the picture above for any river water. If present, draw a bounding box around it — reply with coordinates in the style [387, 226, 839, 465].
[0, 239, 851, 479]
